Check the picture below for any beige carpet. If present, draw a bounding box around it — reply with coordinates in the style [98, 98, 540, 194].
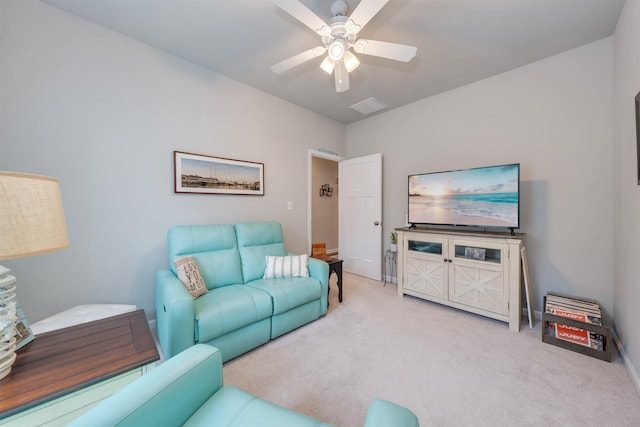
[223, 272, 640, 427]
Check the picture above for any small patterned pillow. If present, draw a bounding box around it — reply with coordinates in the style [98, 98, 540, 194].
[174, 256, 208, 298]
[263, 255, 309, 279]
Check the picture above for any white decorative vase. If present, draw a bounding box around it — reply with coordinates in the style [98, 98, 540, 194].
[390, 244, 398, 253]
[0, 268, 17, 380]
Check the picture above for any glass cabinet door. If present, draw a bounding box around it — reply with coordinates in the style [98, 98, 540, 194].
[449, 239, 508, 314]
[453, 241, 502, 264]
[403, 236, 448, 298]
[407, 240, 443, 256]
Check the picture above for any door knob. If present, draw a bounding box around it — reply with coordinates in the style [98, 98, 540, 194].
[374, 221, 380, 226]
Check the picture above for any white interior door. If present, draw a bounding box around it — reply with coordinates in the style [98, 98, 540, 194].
[339, 153, 382, 280]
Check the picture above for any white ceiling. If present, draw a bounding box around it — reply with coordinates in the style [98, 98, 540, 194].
[42, 0, 624, 124]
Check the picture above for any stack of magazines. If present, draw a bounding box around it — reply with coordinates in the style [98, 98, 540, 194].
[544, 292, 604, 351]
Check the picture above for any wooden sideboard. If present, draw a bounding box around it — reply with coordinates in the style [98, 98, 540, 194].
[396, 227, 525, 331]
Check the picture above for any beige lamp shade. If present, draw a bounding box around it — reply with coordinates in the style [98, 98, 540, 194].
[0, 172, 70, 260]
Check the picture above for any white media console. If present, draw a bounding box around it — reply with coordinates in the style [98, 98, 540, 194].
[396, 227, 525, 331]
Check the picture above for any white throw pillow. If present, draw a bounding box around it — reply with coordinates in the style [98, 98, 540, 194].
[263, 255, 309, 279]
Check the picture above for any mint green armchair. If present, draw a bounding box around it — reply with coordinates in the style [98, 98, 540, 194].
[68, 345, 419, 427]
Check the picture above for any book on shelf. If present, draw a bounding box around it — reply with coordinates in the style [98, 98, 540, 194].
[545, 293, 601, 318]
[545, 302, 602, 325]
[546, 292, 600, 311]
[554, 321, 592, 347]
[544, 320, 604, 351]
[544, 292, 604, 351]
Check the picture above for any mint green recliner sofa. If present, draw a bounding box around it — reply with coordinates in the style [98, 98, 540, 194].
[155, 222, 329, 361]
[67, 345, 420, 427]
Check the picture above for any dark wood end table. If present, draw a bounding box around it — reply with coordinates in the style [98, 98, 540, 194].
[0, 309, 159, 424]
[326, 258, 344, 303]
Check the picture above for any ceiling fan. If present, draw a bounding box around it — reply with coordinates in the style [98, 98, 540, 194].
[271, 0, 417, 93]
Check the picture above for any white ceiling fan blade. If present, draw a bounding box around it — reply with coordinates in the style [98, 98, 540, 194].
[353, 39, 417, 62]
[271, 46, 326, 74]
[347, 0, 389, 33]
[273, 0, 330, 36]
[334, 61, 349, 93]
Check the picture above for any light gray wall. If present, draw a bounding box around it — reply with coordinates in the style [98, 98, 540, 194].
[613, 0, 640, 390]
[0, 0, 345, 322]
[346, 39, 614, 318]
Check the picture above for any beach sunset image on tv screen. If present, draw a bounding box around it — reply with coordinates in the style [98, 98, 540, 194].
[408, 164, 519, 228]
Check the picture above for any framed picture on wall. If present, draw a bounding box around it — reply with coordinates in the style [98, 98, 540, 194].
[174, 151, 264, 195]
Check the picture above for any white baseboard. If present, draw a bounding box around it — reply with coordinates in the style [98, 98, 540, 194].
[613, 329, 640, 396]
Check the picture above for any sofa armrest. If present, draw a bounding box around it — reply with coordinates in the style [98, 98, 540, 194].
[67, 345, 223, 427]
[364, 399, 419, 427]
[155, 269, 196, 358]
[307, 257, 329, 315]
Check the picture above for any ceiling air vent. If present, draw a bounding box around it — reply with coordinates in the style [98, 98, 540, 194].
[349, 97, 388, 115]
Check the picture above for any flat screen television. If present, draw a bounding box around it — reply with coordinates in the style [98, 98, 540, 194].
[408, 163, 520, 230]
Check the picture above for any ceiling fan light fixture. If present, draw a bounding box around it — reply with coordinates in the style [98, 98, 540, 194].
[353, 39, 367, 54]
[317, 25, 332, 37]
[312, 46, 327, 55]
[320, 56, 335, 74]
[328, 39, 346, 61]
[344, 19, 361, 35]
[343, 50, 360, 72]
[334, 60, 349, 92]
[330, 0, 348, 17]
[273, 0, 416, 93]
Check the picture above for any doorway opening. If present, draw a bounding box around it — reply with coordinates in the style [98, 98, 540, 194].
[308, 150, 342, 257]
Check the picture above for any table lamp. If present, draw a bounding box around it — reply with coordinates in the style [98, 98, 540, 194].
[0, 172, 69, 380]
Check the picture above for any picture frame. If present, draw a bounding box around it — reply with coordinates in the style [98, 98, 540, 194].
[465, 246, 486, 261]
[319, 183, 333, 197]
[635, 92, 640, 185]
[174, 151, 264, 195]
